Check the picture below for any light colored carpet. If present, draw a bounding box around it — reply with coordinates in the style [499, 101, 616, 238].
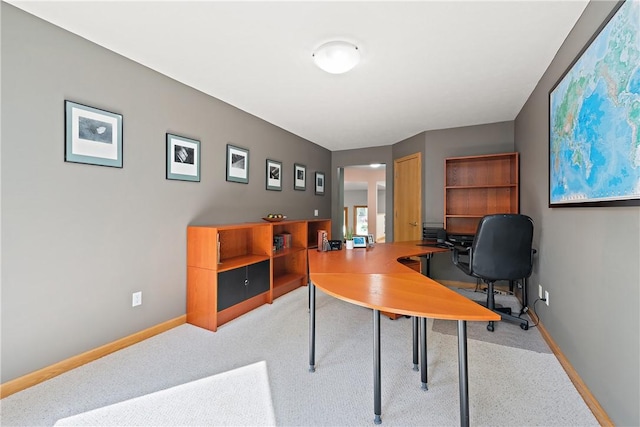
[53, 361, 275, 426]
[1, 286, 597, 426]
[432, 288, 552, 354]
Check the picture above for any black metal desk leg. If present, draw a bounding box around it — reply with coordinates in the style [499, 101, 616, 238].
[420, 317, 428, 390]
[412, 317, 419, 371]
[309, 283, 316, 373]
[457, 320, 469, 427]
[373, 309, 382, 425]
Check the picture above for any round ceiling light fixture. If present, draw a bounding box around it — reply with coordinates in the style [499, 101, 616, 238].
[312, 41, 360, 74]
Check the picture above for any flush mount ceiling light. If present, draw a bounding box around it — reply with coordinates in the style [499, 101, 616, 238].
[312, 41, 360, 74]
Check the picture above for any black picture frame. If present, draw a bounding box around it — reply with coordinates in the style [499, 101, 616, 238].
[294, 163, 306, 191]
[166, 133, 200, 182]
[315, 172, 325, 195]
[226, 144, 249, 184]
[548, 0, 639, 207]
[266, 159, 282, 191]
[64, 100, 123, 168]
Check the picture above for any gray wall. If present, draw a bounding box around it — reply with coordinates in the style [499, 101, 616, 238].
[515, 1, 639, 424]
[1, 4, 331, 383]
[393, 122, 515, 281]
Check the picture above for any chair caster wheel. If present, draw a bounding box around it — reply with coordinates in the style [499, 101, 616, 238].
[520, 323, 529, 330]
[487, 323, 494, 332]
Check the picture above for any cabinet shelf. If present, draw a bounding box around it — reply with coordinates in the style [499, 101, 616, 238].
[217, 254, 271, 272]
[272, 246, 306, 259]
[273, 272, 306, 299]
[446, 184, 517, 190]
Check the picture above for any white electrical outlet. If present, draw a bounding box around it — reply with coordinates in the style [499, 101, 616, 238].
[544, 290, 550, 306]
[132, 291, 142, 307]
[314, 209, 319, 217]
[538, 284, 543, 299]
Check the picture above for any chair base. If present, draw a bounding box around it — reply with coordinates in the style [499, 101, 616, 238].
[487, 310, 529, 331]
[485, 281, 529, 332]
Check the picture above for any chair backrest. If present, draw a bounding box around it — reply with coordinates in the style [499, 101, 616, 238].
[470, 214, 534, 281]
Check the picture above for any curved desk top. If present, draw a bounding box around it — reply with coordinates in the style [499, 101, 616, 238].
[308, 242, 499, 322]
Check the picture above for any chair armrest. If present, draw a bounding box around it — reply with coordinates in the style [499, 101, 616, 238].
[451, 245, 470, 267]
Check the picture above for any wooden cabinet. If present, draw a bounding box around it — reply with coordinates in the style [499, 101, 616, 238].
[187, 219, 331, 332]
[187, 222, 272, 332]
[444, 153, 519, 235]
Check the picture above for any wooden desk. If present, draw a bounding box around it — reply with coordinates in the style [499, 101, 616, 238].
[308, 243, 499, 426]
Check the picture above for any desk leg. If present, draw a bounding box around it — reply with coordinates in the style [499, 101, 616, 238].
[412, 317, 419, 371]
[457, 320, 469, 427]
[420, 317, 428, 390]
[309, 283, 316, 373]
[420, 253, 432, 277]
[373, 309, 382, 425]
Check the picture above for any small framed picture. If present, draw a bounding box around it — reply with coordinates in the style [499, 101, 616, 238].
[266, 159, 282, 191]
[353, 236, 368, 248]
[65, 100, 123, 168]
[315, 172, 325, 195]
[294, 163, 306, 191]
[226, 144, 249, 184]
[166, 133, 200, 182]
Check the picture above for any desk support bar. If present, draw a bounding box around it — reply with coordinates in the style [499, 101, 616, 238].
[457, 320, 469, 427]
[412, 317, 419, 371]
[420, 317, 428, 390]
[373, 309, 382, 425]
[309, 283, 316, 373]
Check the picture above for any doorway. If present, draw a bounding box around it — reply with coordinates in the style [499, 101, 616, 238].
[342, 164, 386, 241]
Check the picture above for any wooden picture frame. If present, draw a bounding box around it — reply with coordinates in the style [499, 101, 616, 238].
[64, 100, 123, 168]
[226, 144, 249, 184]
[166, 133, 200, 182]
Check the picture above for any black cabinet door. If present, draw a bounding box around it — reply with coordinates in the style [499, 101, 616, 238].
[217, 260, 271, 311]
[247, 260, 270, 299]
[217, 267, 247, 311]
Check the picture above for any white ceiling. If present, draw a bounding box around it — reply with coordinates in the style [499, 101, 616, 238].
[9, 1, 589, 151]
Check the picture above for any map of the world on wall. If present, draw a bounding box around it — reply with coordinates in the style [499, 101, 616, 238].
[549, 0, 640, 206]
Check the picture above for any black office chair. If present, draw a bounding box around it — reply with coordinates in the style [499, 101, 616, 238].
[451, 214, 534, 332]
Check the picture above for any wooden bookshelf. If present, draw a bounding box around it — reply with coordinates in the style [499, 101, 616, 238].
[187, 218, 331, 332]
[444, 153, 519, 235]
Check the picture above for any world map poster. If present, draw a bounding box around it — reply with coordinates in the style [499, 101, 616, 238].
[549, 0, 640, 206]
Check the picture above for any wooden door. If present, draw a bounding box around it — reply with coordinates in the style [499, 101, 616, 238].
[394, 152, 422, 242]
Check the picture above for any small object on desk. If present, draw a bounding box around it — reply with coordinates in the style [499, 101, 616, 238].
[328, 240, 342, 250]
[367, 234, 375, 246]
[317, 230, 328, 251]
[353, 236, 367, 248]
